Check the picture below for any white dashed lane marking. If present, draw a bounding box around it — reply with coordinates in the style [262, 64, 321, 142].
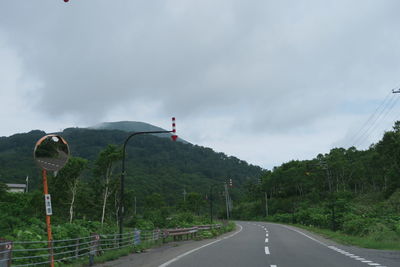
[265, 246, 270, 255]
[327, 245, 384, 266]
[279, 225, 386, 267]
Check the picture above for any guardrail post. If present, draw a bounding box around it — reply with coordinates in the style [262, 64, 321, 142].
[153, 229, 160, 242]
[0, 239, 13, 267]
[162, 230, 168, 243]
[89, 233, 100, 266]
[192, 227, 197, 239]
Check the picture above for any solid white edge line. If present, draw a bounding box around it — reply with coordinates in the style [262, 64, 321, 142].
[158, 224, 243, 267]
[280, 225, 383, 267]
[281, 225, 325, 246]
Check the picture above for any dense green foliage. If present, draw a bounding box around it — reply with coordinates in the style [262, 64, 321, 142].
[3, 121, 400, 250]
[0, 127, 261, 195]
[233, 122, 400, 248]
[0, 127, 260, 239]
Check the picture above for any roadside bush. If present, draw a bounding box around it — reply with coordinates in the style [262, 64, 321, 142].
[342, 214, 375, 236]
[165, 212, 195, 228]
[367, 222, 399, 242]
[198, 230, 213, 239]
[269, 213, 292, 223]
[295, 208, 328, 228]
[135, 218, 155, 230]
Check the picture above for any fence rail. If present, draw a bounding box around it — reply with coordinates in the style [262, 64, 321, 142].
[0, 224, 222, 266]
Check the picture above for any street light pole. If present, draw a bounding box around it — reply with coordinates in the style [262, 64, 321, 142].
[119, 118, 177, 244]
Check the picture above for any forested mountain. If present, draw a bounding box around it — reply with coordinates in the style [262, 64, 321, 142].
[3, 121, 400, 248]
[88, 121, 188, 143]
[89, 121, 167, 132]
[0, 126, 262, 202]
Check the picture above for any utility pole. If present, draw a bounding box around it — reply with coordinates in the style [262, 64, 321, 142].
[224, 183, 229, 220]
[265, 192, 268, 217]
[228, 194, 233, 212]
[183, 187, 187, 203]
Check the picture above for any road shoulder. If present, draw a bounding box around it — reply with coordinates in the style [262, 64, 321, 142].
[269, 222, 400, 266]
[95, 225, 242, 267]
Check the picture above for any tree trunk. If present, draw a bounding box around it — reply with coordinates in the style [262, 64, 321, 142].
[101, 165, 113, 226]
[101, 176, 110, 225]
[69, 179, 78, 223]
[115, 190, 119, 227]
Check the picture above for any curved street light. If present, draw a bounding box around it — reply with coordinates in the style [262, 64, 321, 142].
[119, 118, 177, 243]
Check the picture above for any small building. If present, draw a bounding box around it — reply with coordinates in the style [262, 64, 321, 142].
[6, 183, 26, 193]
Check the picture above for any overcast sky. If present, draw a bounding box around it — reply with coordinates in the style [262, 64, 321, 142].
[1, 0, 400, 169]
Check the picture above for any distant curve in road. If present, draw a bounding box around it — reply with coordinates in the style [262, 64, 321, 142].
[158, 222, 399, 267]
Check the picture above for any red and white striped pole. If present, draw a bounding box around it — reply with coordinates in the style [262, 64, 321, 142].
[171, 117, 178, 141]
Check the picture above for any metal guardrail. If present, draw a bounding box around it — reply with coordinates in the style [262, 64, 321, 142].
[0, 230, 158, 266]
[0, 224, 222, 266]
[163, 227, 198, 241]
[195, 224, 222, 230]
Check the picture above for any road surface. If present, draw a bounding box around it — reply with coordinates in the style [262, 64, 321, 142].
[97, 222, 400, 267]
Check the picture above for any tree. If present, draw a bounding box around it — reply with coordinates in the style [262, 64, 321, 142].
[93, 145, 122, 225]
[145, 193, 165, 210]
[55, 157, 88, 223]
[0, 182, 8, 199]
[186, 192, 205, 215]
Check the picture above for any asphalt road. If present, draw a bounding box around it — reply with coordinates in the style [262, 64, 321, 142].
[97, 222, 400, 267]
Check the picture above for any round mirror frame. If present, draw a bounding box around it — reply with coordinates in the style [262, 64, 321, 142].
[34, 134, 70, 171]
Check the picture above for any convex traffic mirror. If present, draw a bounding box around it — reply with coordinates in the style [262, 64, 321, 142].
[34, 134, 70, 171]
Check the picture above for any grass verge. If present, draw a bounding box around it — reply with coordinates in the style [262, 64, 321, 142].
[287, 223, 400, 250]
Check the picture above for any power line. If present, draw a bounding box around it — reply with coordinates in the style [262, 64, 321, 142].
[365, 96, 400, 142]
[349, 91, 393, 147]
[352, 88, 400, 148]
[353, 95, 397, 147]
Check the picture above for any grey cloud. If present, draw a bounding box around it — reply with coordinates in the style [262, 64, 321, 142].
[1, 0, 400, 135]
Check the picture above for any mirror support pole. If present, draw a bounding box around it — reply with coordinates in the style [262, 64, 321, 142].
[42, 169, 54, 267]
[34, 134, 69, 267]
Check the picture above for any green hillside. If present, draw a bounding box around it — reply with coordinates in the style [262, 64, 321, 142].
[89, 121, 168, 132]
[0, 126, 262, 202]
[88, 121, 188, 143]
